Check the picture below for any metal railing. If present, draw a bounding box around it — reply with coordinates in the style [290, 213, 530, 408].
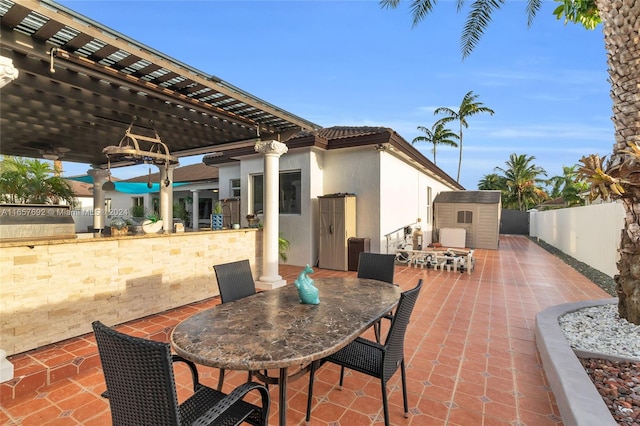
[384, 223, 417, 254]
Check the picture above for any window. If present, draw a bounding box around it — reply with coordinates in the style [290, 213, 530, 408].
[252, 171, 301, 214]
[230, 179, 241, 197]
[130, 197, 145, 218]
[457, 210, 473, 224]
[105, 198, 112, 217]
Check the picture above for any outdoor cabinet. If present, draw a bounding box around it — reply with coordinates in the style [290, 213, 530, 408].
[318, 194, 356, 271]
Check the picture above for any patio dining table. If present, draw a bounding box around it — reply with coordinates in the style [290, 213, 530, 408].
[171, 276, 402, 426]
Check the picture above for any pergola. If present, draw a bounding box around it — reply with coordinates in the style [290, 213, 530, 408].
[0, 0, 320, 288]
[0, 0, 319, 166]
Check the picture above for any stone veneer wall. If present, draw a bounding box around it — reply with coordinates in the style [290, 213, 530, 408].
[0, 229, 262, 356]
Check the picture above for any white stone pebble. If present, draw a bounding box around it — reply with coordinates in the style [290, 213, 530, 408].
[559, 304, 640, 359]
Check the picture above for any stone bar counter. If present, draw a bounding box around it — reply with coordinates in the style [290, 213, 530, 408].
[0, 227, 262, 356]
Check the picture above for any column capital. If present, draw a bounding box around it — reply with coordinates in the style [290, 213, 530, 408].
[87, 168, 110, 181]
[0, 56, 19, 89]
[254, 140, 288, 157]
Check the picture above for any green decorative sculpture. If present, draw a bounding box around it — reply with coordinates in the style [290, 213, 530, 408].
[294, 264, 319, 305]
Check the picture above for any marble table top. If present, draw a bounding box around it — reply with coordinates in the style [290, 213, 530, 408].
[171, 276, 402, 370]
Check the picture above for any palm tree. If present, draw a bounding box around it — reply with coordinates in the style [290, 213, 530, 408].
[477, 173, 505, 191]
[411, 120, 459, 165]
[495, 154, 547, 211]
[546, 165, 588, 207]
[0, 156, 76, 205]
[380, 0, 640, 332]
[434, 91, 494, 183]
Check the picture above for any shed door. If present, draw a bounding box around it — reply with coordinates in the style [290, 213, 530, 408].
[454, 208, 474, 248]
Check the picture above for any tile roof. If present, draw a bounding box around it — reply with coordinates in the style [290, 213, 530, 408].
[287, 126, 391, 141]
[66, 180, 93, 198]
[203, 125, 463, 190]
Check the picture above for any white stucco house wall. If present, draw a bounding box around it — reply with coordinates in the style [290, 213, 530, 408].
[67, 127, 462, 266]
[204, 126, 463, 267]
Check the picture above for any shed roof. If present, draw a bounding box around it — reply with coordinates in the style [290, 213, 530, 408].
[434, 190, 501, 204]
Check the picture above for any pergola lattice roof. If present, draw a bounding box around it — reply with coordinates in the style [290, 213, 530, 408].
[0, 0, 320, 169]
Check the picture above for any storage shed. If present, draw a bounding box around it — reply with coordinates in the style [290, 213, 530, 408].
[433, 191, 502, 249]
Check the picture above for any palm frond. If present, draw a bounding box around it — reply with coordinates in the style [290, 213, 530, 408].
[379, 0, 401, 9]
[525, 0, 542, 27]
[461, 0, 505, 59]
[433, 107, 457, 120]
[408, 0, 438, 27]
[412, 136, 430, 145]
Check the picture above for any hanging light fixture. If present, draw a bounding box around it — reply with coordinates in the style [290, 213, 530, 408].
[102, 158, 115, 191]
[147, 166, 153, 188]
[102, 119, 178, 168]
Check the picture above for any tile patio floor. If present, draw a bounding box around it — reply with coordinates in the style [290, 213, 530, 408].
[0, 235, 611, 425]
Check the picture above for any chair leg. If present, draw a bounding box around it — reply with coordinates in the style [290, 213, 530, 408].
[374, 320, 381, 343]
[305, 360, 319, 424]
[217, 368, 226, 391]
[338, 366, 345, 389]
[381, 380, 390, 426]
[401, 359, 409, 418]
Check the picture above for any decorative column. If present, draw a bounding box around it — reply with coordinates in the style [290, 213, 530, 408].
[255, 140, 288, 290]
[159, 164, 176, 233]
[191, 190, 200, 231]
[0, 56, 19, 88]
[0, 56, 18, 382]
[88, 168, 110, 233]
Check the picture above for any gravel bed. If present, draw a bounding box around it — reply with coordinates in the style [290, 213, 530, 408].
[532, 238, 640, 424]
[559, 305, 640, 359]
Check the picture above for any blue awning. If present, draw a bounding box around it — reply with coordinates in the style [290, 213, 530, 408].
[67, 175, 188, 194]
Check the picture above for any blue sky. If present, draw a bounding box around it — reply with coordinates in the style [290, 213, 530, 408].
[58, 0, 613, 190]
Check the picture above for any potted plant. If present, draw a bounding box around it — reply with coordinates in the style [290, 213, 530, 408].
[279, 235, 291, 262]
[129, 204, 146, 223]
[142, 212, 163, 234]
[173, 202, 189, 224]
[211, 201, 223, 230]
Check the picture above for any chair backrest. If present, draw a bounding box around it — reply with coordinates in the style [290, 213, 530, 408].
[92, 321, 181, 426]
[357, 252, 396, 284]
[214, 259, 256, 303]
[382, 279, 423, 382]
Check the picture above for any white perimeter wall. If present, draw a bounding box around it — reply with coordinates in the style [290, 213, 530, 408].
[530, 202, 625, 278]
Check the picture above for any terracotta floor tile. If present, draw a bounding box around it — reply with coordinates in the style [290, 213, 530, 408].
[18, 405, 66, 426]
[1, 236, 613, 424]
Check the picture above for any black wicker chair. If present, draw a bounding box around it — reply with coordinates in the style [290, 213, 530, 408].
[214, 260, 257, 304]
[92, 321, 270, 426]
[213, 259, 258, 390]
[357, 252, 397, 342]
[305, 279, 423, 426]
[357, 252, 396, 284]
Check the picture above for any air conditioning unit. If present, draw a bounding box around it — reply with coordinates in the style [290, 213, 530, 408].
[440, 228, 466, 248]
